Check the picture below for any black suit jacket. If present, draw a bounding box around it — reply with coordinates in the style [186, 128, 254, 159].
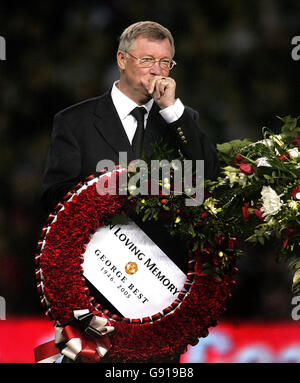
[41, 90, 218, 213]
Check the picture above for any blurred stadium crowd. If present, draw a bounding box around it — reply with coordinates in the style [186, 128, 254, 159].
[0, 0, 299, 320]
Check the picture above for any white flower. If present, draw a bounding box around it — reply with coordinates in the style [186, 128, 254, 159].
[228, 173, 239, 186]
[266, 217, 277, 226]
[261, 186, 282, 217]
[163, 177, 171, 190]
[253, 136, 282, 154]
[287, 147, 299, 160]
[128, 185, 137, 194]
[238, 173, 248, 187]
[203, 197, 219, 215]
[253, 139, 281, 155]
[254, 138, 273, 147]
[256, 134, 283, 147]
[256, 157, 271, 167]
[288, 200, 298, 210]
[223, 166, 239, 186]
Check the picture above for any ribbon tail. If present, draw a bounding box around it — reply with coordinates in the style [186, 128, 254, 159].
[95, 333, 112, 358]
[34, 340, 61, 363]
[61, 338, 82, 361]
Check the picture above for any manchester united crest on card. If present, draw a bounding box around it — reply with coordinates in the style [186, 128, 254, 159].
[125, 262, 138, 275]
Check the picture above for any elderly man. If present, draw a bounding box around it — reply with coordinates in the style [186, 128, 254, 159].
[41, 21, 218, 363]
[41, 20, 218, 213]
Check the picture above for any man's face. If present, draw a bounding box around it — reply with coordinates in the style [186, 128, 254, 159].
[117, 36, 173, 105]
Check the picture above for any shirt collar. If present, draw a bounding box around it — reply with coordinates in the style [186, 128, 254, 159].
[111, 81, 154, 121]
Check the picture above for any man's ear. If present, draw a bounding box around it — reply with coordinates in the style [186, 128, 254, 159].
[117, 50, 126, 71]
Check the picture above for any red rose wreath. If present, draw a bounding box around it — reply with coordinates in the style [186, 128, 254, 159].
[34, 171, 238, 363]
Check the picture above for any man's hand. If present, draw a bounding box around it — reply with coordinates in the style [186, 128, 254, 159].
[142, 76, 176, 109]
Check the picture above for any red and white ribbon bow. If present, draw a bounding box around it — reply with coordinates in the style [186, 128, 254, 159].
[34, 309, 114, 363]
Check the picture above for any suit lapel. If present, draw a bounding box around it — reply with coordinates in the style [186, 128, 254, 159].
[93, 91, 135, 162]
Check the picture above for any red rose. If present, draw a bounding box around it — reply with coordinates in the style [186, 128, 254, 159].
[292, 185, 300, 200]
[292, 135, 300, 148]
[194, 211, 210, 227]
[234, 153, 248, 166]
[277, 152, 289, 161]
[283, 227, 297, 249]
[239, 164, 254, 175]
[254, 207, 264, 221]
[242, 202, 250, 222]
[227, 237, 237, 249]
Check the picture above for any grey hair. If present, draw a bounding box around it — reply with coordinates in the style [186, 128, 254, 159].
[118, 21, 175, 57]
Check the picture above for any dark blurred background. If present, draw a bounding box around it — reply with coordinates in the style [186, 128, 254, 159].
[0, 0, 299, 320]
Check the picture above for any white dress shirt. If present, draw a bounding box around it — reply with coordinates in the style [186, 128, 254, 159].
[111, 81, 185, 144]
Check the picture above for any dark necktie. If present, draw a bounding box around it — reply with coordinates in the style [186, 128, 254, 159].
[131, 106, 147, 158]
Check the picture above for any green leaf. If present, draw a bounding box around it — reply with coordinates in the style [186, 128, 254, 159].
[192, 241, 199, 252]
[142, 208, 151, 222]
[217, 142, 233, 155]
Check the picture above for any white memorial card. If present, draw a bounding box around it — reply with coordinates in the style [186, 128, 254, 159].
[82, 215, 187, 318]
